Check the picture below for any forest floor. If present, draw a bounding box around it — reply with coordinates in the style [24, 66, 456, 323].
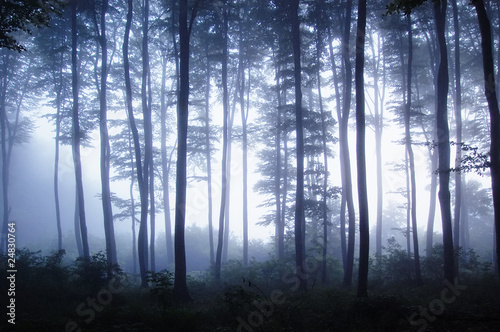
[2, 250, 500, 331]
[4, 275, 500, 331]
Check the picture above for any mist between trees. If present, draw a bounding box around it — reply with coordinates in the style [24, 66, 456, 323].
[1, 0, 500, 331]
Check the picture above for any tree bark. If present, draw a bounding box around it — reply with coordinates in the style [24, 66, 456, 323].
[290, 0, 307, 291]
[472, 0, 500, 279]
[340, 0, 356, 287]
[215, 2, 229, 283]
[94, 0, 117, 266]
[161, 51, 174, 267]
[71, 0, 89, 259]
[173, 0, 191, 300]
[355, 0, 369, 298]
[434, 0, 455, 284]
[406, 15, 422, 284]
[452, 0, 462, 261]
[123, 0, 146, 285]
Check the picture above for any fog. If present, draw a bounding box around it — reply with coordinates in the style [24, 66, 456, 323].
[1, 0, 499, 331]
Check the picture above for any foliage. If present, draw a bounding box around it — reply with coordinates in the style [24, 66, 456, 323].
[72, 251, 123, 293]
[147, 269, 174, 309]
[0, 0, 64, 51]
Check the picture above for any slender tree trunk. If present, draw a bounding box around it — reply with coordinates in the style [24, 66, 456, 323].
[124, 0, 147, 285]
[173, 0, 192, 300]
[452, 0, 462, 262]
[434, 0, 455, 284]
[203, 47, 215, 264]
[327, 29, 347, 269]
[274, 57, 284, 260]
[355, 0, 369, 298]
[291, 0, 307, 291]
[222, 104, 234, 263]
[215, 3, 229, 283]
[472, 0, 500, 279]
[128, 127, 137, 274]
[460, 177, 469, 252]
[71, 1, 89, 259]
[369, 32, 384, 261]
[240, 50, 249, 266]
[316, 34, 329, 283]
[340, 0, 356, 287]
[406, 15, 422, 284]
[138, 0, 151, 287]
[54, 80, 62, 251]
[94, 0, 117, 266]
[161, 51, 174, 267]
[74, 189, 83, 256]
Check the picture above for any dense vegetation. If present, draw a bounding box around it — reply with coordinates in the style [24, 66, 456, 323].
[1, 247, 499, 331]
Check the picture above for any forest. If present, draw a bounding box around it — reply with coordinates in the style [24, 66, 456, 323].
[1, 0, 500, 331]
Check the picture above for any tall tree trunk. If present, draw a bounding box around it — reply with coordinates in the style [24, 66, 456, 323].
[316, 32, 329, 283]
[434, 0, 455, 284]
[161, 51, 174, 267]
[71, 1, 89, 259]
[327, 28, 347, 269]
[54, 76, 63, 251]
[274, 57, 284, 260]
[149, 162, 156, 272]
[138, 0, 151, 287]
[215, 3, 229, 283]
[340, 0, 356, 287]
[472, 0, 500, 280]
[291, 0, 306, 291]
[452, 0, 462, 262]
[94, 0, 117, 266]
[124, 0, 147, 286]
[369, 32, 385, 261]
[406, 15, 422, 284]
[173, 0, 191, 300]
[355, 0, 369, 298]
[128, 127, 137, 274]
[240, 45, 249, 266]
[204, 46, 215, 264]
[222, 103, 234, 263]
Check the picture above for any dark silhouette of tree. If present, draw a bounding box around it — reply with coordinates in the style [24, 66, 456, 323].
[71, 0, 90, 259]
[471, 0, 500, 279]
[355, 0, 369, 298]
[215, 0, 230, 284]
[405, 15, 422, 284]
[92, 0, 117, 266]
[173, 0, 196, 301]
